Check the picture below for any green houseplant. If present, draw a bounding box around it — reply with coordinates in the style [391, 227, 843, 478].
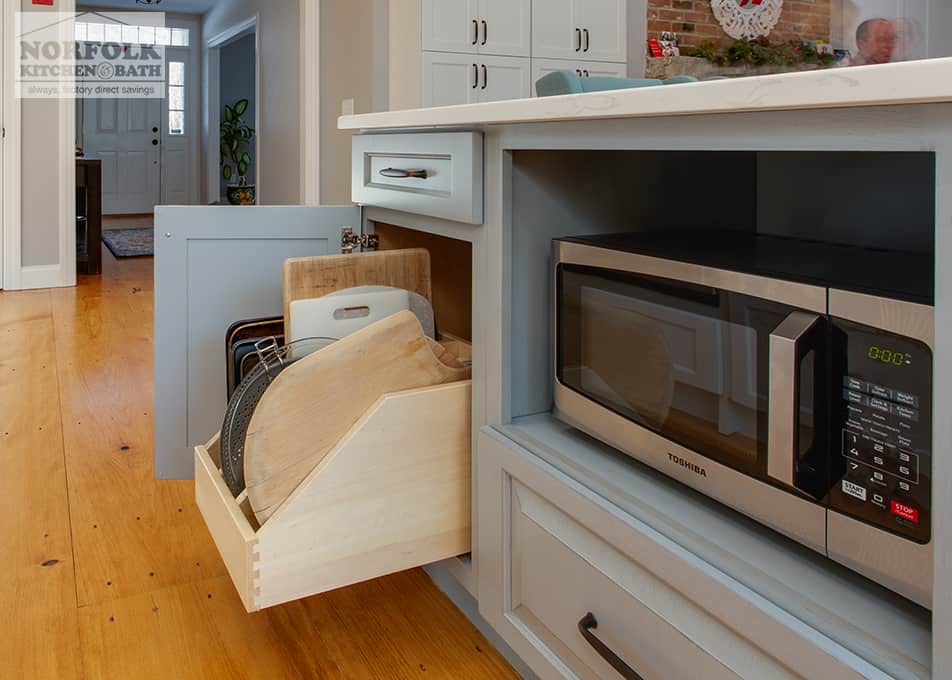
[221, 98, 256, 205]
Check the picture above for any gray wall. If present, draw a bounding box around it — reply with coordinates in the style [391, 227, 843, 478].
[20, 0, 63, 268]
[320, 0, 390, 205]
[219, 33, 257, 198]
[203, 0, 300, 205]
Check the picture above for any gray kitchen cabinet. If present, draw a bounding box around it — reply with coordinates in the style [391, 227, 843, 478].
[532, 0, 627, 63]
[423, 0, 531, 58]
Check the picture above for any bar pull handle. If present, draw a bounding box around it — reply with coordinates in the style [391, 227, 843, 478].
[481, 20, 487, 45]
[768, 311, 821, 487]
[578, 613, 643, 680]
[379, 168, 429, 179]
[473, 63, 479, 88]
[481, 64, 488, 89]
[472, 19, 478, 45]
[584, 28, 590, 52]
[576, 28, 582, 52]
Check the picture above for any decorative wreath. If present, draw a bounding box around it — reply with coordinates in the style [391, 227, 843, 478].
[710, 0, 784, 40]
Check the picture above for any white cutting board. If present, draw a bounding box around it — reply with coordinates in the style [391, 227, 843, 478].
[289, 286, 434, 343]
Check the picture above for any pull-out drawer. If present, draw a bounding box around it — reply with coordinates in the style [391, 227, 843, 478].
[351, 132, 483, 224]
[477, 429, 884, 680]
[195, 381, 472, 612]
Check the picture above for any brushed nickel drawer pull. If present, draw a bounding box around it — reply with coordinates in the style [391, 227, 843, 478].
[379, 168, 429, 179]
[578, 613, 643, 680]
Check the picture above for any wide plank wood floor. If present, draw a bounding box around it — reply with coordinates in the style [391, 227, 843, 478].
[0, 242, 517, 679]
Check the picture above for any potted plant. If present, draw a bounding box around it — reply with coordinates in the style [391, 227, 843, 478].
[221, 98, 256, 205]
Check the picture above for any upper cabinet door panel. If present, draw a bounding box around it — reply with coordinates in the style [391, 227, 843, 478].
[478, 0, 531, 57]
[423, 0, 480, 54]
[575, 0, 627, 62]
[531, 0, 578, 60]
[422, 52, 479, 108]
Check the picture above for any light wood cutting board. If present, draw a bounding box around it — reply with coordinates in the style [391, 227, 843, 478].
[243, 310, 471, 524]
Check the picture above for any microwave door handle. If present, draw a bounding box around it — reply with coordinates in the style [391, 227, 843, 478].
[768, 312, 821, 487]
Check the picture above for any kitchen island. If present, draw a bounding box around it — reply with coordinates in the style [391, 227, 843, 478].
[337, 58, 951, 680]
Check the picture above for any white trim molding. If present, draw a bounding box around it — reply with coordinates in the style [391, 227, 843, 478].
[300, 0, 320, 205]
[1, 0, 20, 291]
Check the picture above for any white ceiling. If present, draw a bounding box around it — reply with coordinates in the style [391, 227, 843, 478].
[78, 0, 218, 15]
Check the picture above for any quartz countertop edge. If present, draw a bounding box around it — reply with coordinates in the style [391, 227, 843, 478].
[339, 57, 952, 131]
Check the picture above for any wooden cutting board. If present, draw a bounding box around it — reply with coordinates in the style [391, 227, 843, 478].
[243, 310, 471, 524]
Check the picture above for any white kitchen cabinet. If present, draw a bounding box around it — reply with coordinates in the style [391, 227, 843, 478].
[532, 0, 627, 63]
[423, 52, 531, 107]
[422, 0, 480, 54]
[479, 55, 533, 102]
[531, 58, 627, 91]
[423, 52, 480, 107]
[422, 0, 531, 58]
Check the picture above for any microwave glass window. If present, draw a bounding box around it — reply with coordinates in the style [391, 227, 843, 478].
[557, 265, 820, 481]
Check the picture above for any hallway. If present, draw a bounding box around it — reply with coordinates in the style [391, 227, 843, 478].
[0, 248, 515, 679]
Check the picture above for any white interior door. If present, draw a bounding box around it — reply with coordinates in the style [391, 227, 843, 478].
[83, 98, 162, 215]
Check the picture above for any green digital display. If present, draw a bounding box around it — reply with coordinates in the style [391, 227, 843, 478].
[868, 346, 909, 367]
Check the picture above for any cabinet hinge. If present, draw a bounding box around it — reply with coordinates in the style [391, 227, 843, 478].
[340, 226, 378, 254]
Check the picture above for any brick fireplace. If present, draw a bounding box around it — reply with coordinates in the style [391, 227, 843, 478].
[647, 0, 833, 48]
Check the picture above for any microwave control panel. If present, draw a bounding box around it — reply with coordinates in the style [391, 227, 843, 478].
[830, 319, 932, 543]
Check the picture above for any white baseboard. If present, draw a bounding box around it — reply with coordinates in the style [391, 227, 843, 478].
[18, 264, 72, 290]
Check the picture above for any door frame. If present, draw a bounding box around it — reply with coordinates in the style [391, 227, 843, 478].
[5, 1, 76, 291]
[206, 15, 260, 204]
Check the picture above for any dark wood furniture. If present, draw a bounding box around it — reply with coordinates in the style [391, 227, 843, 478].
[76, 159, 102, 275]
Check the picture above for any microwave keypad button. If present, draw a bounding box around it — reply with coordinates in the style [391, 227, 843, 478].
[898, 481, 912, 493]
[871, 470, 887, 486]
[895, 391, 920, 408]
[843, 389, 868, 405]
[898, 450, 915, 464]
[868, 397, 892, 413]
[868, 384, 894, 400]
[871, 493, 888, 508]
[842, 480, 868, 502]
[891, 404, 919, 422]
[844, 376, 867, 393]
[890, 500, 920, 525]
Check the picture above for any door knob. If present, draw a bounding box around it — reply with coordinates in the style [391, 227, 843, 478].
[152, 126, 159, 133]
[152, 139, 159, 146]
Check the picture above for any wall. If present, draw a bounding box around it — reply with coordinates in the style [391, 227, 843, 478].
[19, 0, 64, 268]
[320, 0, 389, 205]
[647, 0, 833, 48]
[203, 0, 300, 205]
[219, 33, 256, 198]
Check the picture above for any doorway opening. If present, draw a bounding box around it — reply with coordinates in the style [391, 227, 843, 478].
[75, 10, 201, 269]
[207, 17, 259, 205]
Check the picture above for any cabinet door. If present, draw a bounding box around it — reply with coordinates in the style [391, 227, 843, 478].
[575, 0, 627, 63]
[478, 0, 531, 57]
[422, 52, 480, 107]
[422, 0, 479, 54]
[477, 55, 532, 103]
[530, 58, 627, 96]
[154, 205, 361, 479]
[531, 0, 579, 60]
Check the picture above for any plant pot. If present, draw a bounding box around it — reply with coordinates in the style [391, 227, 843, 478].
[227, 184, 257, 206]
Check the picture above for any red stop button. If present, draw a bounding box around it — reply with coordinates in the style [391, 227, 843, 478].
[891, 500, 919, 524]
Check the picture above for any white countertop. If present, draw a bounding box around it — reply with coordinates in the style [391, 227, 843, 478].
[339, 58, 952, 131]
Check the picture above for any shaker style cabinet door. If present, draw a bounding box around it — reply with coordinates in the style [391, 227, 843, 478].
[531, 0, 578, 60]
[530, 58, 628, 95]
[422, 0, 480, 54]
[574, 0, 627, 63]
[423, 52, 480, 107]
[478, 0, 531, 57]
[477, 55, 532, 103]
[532, 0, 627, 62]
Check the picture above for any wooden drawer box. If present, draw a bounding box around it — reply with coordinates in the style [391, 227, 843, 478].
[351, 132, 483, 224]
[195, 381, 472, 612]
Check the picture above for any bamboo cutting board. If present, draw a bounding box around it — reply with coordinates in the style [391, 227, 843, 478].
[243, 310, 471, 524]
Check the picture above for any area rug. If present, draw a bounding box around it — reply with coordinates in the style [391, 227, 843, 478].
[102, 228, 154, 258]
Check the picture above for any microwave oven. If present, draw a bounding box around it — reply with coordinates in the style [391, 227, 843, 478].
[554, 231, 934, 608]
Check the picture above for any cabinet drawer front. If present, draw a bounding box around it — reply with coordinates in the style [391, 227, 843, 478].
[352, 132, 483, 225]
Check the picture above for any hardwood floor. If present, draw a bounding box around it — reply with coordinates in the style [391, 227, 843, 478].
[0, 246, 517, 679]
